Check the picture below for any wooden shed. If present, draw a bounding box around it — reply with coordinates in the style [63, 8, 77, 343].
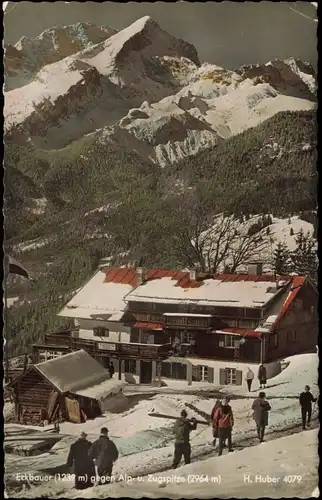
[8, 350, 124, 426]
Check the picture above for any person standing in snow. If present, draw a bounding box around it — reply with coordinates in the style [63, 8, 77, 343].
[245, 368, 254, 392]
[258, 364, 267, 389]
[252, 392, 271, 442]
[210, 399, 222, 446]
[108, 361, 115, 379]
[89, 427, 119, 484]
[67, 431, 96, 490]
[172, 409, 197, 469]
[214, 396, 234, 456]
[299, 385, 317, 430]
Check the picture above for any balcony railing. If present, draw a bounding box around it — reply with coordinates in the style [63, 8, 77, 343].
[33, 334, 171, 360]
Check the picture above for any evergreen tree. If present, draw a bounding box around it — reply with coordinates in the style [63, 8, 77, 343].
[290, 228, 318, 282]
[273, 242, 291, 275]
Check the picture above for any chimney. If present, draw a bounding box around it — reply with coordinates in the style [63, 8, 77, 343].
[137, 267, 145, 284]
[247, 263, 263, 276]
[189, 268, 197, 281]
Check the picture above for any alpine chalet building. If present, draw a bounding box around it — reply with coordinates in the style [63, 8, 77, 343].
[32, 266, 318, 386]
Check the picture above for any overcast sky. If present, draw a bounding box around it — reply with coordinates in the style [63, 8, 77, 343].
[3, 1, 317, 70]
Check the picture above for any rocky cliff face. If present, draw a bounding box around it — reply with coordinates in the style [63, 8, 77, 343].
[5, 22, 117, 91]
[4, 17, 316, 161]
[236, 58, 316, 101]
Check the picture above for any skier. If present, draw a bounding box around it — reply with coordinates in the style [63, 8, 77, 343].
[210, 399, 222, 446]
[172, 409, 197, 469]
[258, 364, 267, 389]
[89, 427, 119, 484]
[214, 396, 234, 455]
[67, 431, 96, 490]
[252, 392, 271, 442]
[108, 361, 115, 379]
[299, 385, 317, 430]
[245, 367, 254, 392]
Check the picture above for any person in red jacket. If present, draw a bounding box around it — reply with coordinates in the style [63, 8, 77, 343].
[210, 399, 222, 446]
[214, 396, 234, 456]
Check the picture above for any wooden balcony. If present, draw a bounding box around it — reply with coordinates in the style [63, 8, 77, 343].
[165, 317, 211, 329]
[32, 334, 171, 361]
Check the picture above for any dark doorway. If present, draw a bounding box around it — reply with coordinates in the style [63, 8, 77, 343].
[102, 357, 110, 369]
[140, 361, 152, 384]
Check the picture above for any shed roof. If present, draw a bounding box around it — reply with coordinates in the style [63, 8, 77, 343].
[34, 350, 111, 394]
[74, 379, 125, 401]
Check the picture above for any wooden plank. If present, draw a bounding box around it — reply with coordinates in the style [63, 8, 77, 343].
[47, 391, 59, 421]
[148, 412, 209, 425]
[65, 397, 81, 423]
[50, 404, 59, 423]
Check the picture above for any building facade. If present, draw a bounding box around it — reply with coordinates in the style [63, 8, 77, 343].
[33, 267, 318, 387]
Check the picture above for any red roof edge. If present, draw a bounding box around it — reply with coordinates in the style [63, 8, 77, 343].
[272, 276, 306, 330]
[134, 322, 164, 330]
[221, 328, 261, 338]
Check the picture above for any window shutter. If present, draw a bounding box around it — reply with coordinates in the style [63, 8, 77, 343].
[219, 368, 227, 385]
[207, 367, 214, 383]
[192, 365, 199, 381]
[236, 370, 242, 385]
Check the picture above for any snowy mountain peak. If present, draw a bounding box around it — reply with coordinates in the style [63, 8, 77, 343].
[96, 15, 200, 68]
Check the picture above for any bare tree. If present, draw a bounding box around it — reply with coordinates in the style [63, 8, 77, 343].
[160, 192, 270, 273]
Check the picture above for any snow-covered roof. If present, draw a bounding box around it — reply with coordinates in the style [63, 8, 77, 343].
[58, 269, 132, 320]
[35, 350, 111, 394]
[125, 276, 284, 308]
[74, 379, 125, 401]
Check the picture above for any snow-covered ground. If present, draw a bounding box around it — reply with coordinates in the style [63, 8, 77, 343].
[81, 428, 318, 499]
[5, 353, 318, 498]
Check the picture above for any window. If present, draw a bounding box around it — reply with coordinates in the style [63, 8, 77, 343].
[287, 330, 296, 343]
[141, 332, 155, 344]
[135, 313, 151, 322]
[223, 335, 240, 348]
[161, 362, 187, 380]
[124, 359, 136, 374]
[93, 327, 109, 337]
[219, 368, 242, 385]
[225, 319, 238, 328]
[161, 362, 171, 378]
[181, 332, 196, 344]
[237, 319, 257, 329]
[273, 333, 279, 348]
[295, 299, 303, 310]
[130, 329, 140, 343]
[192, 365, 208, 382]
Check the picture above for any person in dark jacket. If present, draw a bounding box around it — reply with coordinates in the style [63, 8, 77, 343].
[89, 427, 119, 484]
[210, 399, 222, 446]
[252, 392, 271, 442]
[108, 362, 115, 378]
[214, 396, 234, 456]
[172, 409, 197, 469]
[299, 385, 317, 430]
[258, 364, 267, 389]
[67, 432, 95, 490]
